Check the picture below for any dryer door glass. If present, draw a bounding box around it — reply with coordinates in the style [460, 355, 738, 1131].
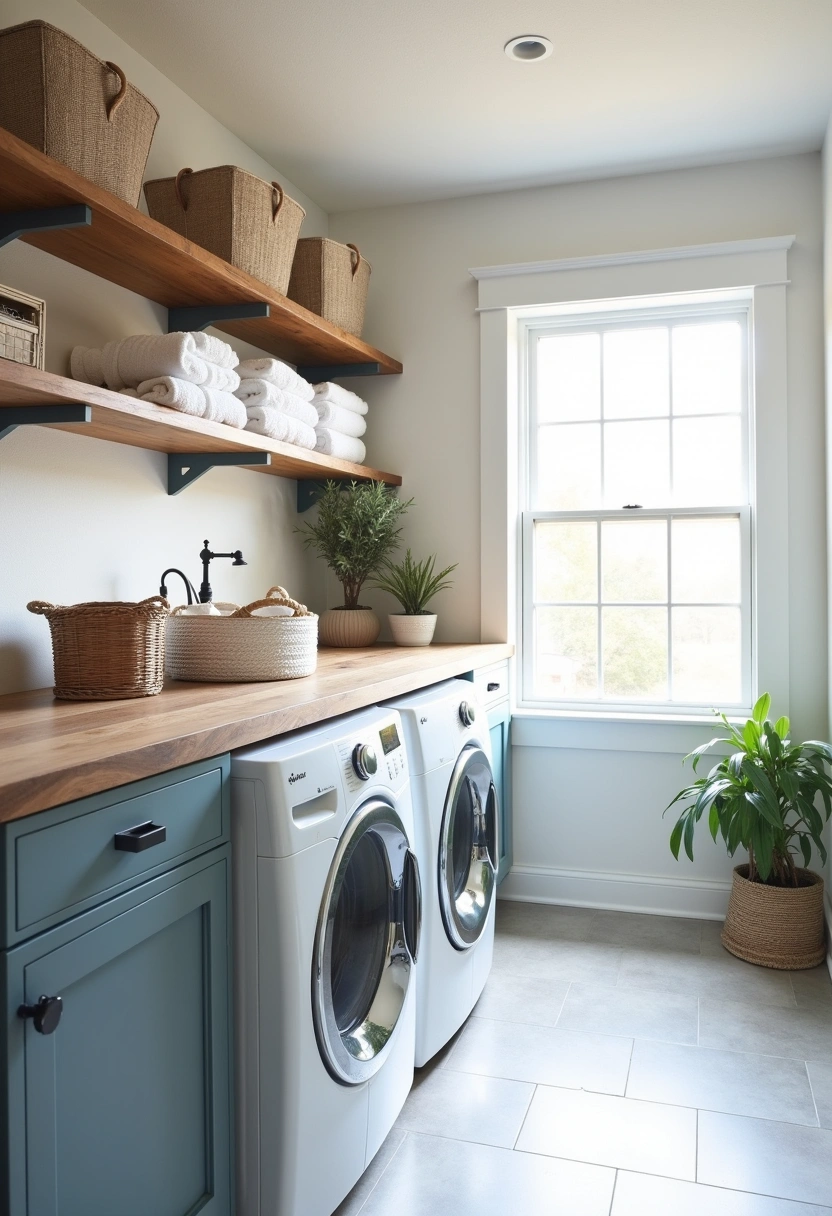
[439, 745, 499, 950]
[313, 799, 418, 1086]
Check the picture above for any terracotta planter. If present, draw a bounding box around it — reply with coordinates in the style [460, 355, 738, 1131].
[388, 613, 437, 647]
[318, 607, 380, 648]
[721, 864, 826, 970]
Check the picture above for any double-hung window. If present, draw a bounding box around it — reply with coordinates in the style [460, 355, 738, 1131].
[522, 301, 751, 713]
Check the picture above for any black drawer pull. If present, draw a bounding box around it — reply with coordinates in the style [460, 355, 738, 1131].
[114, 821, 167, 853]
[487, 682, 501, 692]
[19, 995, 63, 1035]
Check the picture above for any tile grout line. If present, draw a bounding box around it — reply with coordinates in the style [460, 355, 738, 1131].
[806, 1059, 822, 1128]
[553, 980, 573, 1028]
[350, 1130, 409, 1215]
[608, 1168, 619, 1216]
[511, 1082, 538, 1150]
[694, 1108, 699, 1183]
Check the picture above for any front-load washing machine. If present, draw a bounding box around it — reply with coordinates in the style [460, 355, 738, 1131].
[386, 679, 498, 1067]
[231, 707, 421, 1216]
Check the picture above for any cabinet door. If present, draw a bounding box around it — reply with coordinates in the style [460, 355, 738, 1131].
[487, 704, 513, 884]
[8, 855, 230, 1216]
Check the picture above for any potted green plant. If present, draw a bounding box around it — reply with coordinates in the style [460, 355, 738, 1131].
[372, 550, 457, 646]
[666, 693, 832, 969]
[296, 480, 411, 647]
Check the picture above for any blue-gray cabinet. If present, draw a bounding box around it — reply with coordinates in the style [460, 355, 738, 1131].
[487, 700, 513, 884]
[0, 756, 232, 1216]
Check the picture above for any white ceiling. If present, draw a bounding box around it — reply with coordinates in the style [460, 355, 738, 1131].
[83, 0, 832, 213]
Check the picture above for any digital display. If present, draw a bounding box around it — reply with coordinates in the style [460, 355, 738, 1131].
[379, 723, 401, 755]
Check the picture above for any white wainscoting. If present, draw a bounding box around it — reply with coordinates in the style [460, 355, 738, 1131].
[499, 864, 731, 920]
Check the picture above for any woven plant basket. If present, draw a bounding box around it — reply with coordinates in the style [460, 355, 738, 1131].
[28, 596, 169, 700]
[287, 238, 371, 337]
[0, 21, 159, 207]
[722, 864, 827, 970]
[144, 167, 306, 295]
[318, 607, 381, 647]
[166, 587, 318, 682]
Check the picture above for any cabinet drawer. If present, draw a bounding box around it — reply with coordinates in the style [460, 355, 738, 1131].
[473, 660, 510, 710]
[6, 757, 229, 943]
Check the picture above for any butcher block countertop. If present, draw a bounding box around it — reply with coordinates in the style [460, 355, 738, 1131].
[0, 643, 513, 824]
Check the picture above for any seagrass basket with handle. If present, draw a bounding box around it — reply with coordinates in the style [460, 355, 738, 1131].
[166, 587, 318, 682]
[0, 20, 159, 207]
[28, 596, 169, 700]
[144, 167, 306, 296]
[287, 238, 371, 337]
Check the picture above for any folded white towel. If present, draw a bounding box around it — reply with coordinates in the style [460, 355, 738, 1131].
[119, 387, 140, 398]
[245, 405, 316, 449]
[106, 334, 240, 391]
[137, 376, 247, 429]
[314, 399, 367, 438]
[70, 346, 105, 386]
[314, 426, 366, 463]
[235, 379, 318, 426]
[237, 358, 314, 401]
[313, 381, 368, 416]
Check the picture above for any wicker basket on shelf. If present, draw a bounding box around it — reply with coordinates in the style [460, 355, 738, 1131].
[166, 587, 318, 682]
[0, 20, 159, 207]
[144, 166, 306, 296]
[288, 238, 371, 337]
[28, 596, 169, 700]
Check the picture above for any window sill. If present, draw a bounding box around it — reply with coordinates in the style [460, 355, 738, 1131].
[511, 707, 738, 754]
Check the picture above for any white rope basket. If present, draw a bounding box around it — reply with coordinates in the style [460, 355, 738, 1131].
[166, 586, 318, 682]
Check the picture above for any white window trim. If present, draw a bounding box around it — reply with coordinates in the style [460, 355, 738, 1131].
[475, 235, 792, 731]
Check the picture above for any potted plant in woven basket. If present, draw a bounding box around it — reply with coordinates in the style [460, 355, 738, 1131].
[296, 480, 412, 647]
[666, 693, 832, 970]
[372, 550, 457, 646]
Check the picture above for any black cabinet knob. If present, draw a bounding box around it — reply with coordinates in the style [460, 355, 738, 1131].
[18, 995, 63, 1035]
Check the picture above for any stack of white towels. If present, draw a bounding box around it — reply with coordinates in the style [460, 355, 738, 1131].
[311, 382, 367, 464]
[69, 333, 371, 464]
[70, 332, 247, 428]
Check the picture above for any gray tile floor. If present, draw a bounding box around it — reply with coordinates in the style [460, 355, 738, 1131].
[335, 899, 832, 1215]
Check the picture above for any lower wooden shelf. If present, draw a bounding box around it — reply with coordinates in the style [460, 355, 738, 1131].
[0, 360, 402, 486]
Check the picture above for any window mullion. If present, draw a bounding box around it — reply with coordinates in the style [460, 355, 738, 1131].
[596, 517, 603, 698]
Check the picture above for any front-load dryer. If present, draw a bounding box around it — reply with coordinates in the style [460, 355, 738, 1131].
[231, 707, 421, 1216]
[386, 679, 498, 1067]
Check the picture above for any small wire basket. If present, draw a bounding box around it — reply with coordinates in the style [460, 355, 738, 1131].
[0, 283, 45, 369]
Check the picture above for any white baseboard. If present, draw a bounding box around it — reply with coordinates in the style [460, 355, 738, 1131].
[826, 894, 832, 983]
[498, 864, 731, 920]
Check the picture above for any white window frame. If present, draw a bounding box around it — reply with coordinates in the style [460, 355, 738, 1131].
[520, 300, 753, 715]
[474, 236, 792, 730]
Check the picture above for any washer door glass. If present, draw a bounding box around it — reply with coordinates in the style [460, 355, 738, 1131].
[439, 745, 498, 950]
[313, 799, 420, 1085]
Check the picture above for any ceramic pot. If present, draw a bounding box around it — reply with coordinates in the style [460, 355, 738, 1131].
[721, 864, 826, 970]
[388, 613, 437, 647]
[318, 607, 380, 647]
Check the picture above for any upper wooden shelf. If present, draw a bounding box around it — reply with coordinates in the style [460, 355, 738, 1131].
[0, 360, 402, 487]
[0, 127, 402, 374]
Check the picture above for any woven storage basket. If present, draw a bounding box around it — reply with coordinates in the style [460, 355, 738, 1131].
[144, 167, 306, 295]
[28, 596, 169, 700]
[287, 238, 371, 337]
[722, 864, 826, 970]
[0, 20, 159, 207]
[166, 587, 318, 682]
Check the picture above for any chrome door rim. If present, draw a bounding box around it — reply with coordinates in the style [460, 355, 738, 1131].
[312, 799, 416, 1086]
[438, 745, 498, 951]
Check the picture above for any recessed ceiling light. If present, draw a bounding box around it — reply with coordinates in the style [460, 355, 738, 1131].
[504, 35, 553, 62]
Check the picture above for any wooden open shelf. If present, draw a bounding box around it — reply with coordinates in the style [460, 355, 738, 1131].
[0, 361, 402, 486]
[0, 127, 402, 374]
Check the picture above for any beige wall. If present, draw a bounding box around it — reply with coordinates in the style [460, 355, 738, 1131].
[0, 0, 329, 695]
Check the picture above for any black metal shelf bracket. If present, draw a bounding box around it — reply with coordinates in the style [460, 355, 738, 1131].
[167, 303, 271, 333]
[167, 451, 271, 495]
[296, 480, 328, 513]
[0, 204, 92, 250]
[296, 362, 381, 383]
[0, 404, 92, 442]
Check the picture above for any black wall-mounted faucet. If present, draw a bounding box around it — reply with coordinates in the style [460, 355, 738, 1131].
[199, 540, 247, 603]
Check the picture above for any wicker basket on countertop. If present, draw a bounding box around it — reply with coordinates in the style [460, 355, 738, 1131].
[288, 238, 371, 337]
[144, 166, 306, 296]
[166, 586, 318, 682]
[0, 20, 159, 207]
[28, 596, 169, 700]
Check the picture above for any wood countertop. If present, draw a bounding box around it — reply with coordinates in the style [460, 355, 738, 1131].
[0, 644, 512, 823]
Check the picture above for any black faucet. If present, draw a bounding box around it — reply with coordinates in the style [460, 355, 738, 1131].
[159, 568, 200, 605]
[198, 540, 247, 603]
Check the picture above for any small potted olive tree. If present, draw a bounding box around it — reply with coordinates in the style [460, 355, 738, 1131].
[372, 550, 457, 646]
[296, 480, 411, 647]
[666, 693, 832, 969]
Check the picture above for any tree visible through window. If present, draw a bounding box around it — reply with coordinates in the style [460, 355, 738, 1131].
[523, 306, 750, 711]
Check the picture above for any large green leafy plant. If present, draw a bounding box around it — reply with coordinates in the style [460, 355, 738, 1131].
[666, 694, 832, 886]
[372, 550, 457, 615]
[296, 480, 412, 610]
